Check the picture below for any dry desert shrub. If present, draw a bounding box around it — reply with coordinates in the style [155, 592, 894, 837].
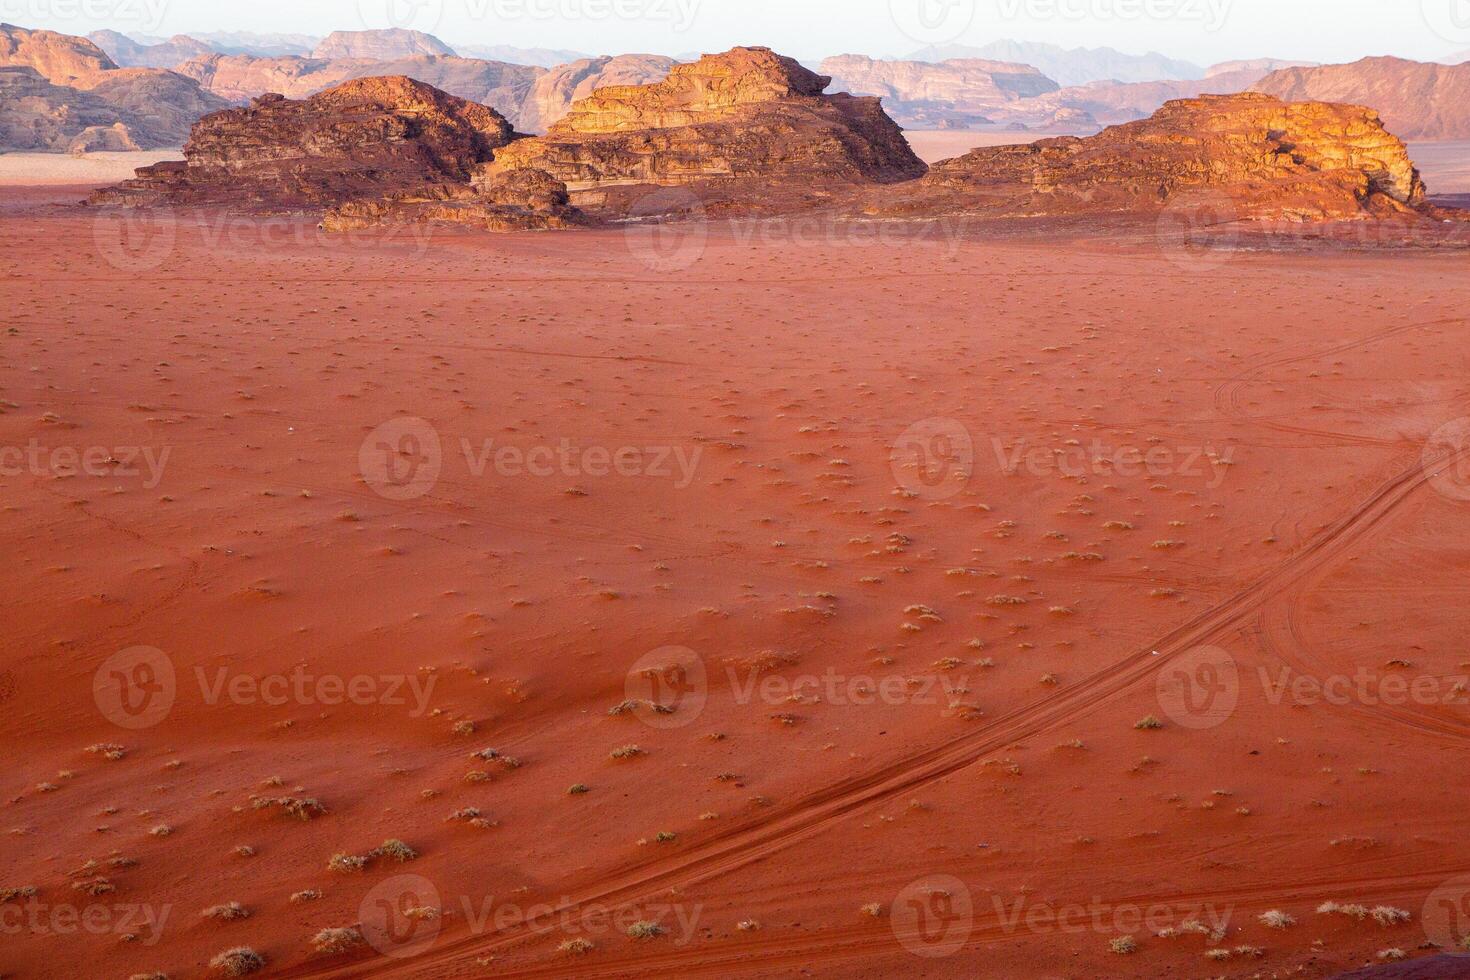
[1110, 936, 1138, 954]
[610, 745, 645, 760]
[1259, 910, 1296, 929]
[568, 784, 590, 795]
[737, 919, 761, 931]
[210, 947, 264, 976]
[558, 938, 594, 955]
[1371, 906, 1411, 926]
[626, 921, 664, 939]
[312, 927, 364, 954]
[373, 839, 418, 862]
[1135, 716, 1164, 730]
[201, 902, 250, 922]
[0, 886, 38, 902]
[251, 796, 326, 821]
[1378, 948, 1408, 961]
[328, 853, 367, 873]
[290, 890, 322, 903]
[861, 903, 884, 917]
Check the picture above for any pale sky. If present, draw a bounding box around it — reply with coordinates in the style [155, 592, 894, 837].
[7, 0, 1466, 66]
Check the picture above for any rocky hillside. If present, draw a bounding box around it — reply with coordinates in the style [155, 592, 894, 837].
[484, 46, 926, 211]
[1253, 57, 1470, 140]
[0, 24, 227, 150]
[820, 54, 1058, 127]
[91, 75, 517, 208]
[88, 30, 213, 68]
[902, 93, 1425, 221]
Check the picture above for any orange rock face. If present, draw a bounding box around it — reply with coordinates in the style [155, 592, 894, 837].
[902, 93, 1426, 221]
[484, 46, 926, 211]
[90, 76, 518, 209]
[1253, 56, 1470, 140]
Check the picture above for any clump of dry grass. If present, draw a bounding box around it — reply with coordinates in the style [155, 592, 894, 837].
[290, 890, 322, 903]
[209, 947, 264, 976]
[85, 743, 127, 760]
[860, 903, 884, 918]
[201, 902, 250, 922]
[327, 853, 367, 873]
[568, 784, 590, 795]
[558, 938, 594, 955]
[1110, 936, 1137, 954]
[737, 919, 761, 932]
[1371, 906, 1411, 927]
[373, 839, 418, 863]
[1259, 910, 1295, 929]
[251, 796, 326, 821]
[627, 921, 664, 939]
[0, 886, 38, 903]
[1135, 716, 1164, 730]
[312, 927, 364, 954]
[610, 745, 645, 760]
[1378, 948, 1407, 961]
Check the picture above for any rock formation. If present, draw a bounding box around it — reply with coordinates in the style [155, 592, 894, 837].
[0, 24, 227, 150]
[516, 54, 678, 133]
[175, 52, 542, 126]
[892, 93, 1425, 222]
[482, 47, 926, 213]
[322, 167, 586, 232]
[819, 55, 1058, 128]
[88, 30, 214, 69]
[1253, 57, 1470, 140]
[90, 76, 519, 209]
[311, 29, 454, 61]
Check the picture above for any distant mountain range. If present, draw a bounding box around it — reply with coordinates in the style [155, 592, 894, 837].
[906, 41, 1203, 86]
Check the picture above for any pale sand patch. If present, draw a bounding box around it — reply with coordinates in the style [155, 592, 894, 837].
[903, 129, 1086, 165]
[1409, 140, 1470, 194]
[0, 150, 181, 186]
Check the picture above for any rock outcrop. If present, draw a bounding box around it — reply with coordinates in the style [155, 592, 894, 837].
[174, 52, 543, 125]
[88, 30, 214, 69]
[1253, 57, 1470, 140]
[311, 29, 454, 61]
[0, 24, 227, 150]
[895, 93, 1425, 221]
[91, 76, 518, 209]
[322, 167, 585, 232]
[482, 47, 926, 213]
[819, 55, 1059, 128]
[516, 54, 678, 133]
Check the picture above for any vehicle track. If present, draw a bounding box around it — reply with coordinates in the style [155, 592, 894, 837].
[278, 445, 1470, 979]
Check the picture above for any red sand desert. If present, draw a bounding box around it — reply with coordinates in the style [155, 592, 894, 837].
[3, 181, 1470, 978]
[5, 15, 1470, 980]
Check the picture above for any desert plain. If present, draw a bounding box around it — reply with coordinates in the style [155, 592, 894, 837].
[2, 160, 1470, 978]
